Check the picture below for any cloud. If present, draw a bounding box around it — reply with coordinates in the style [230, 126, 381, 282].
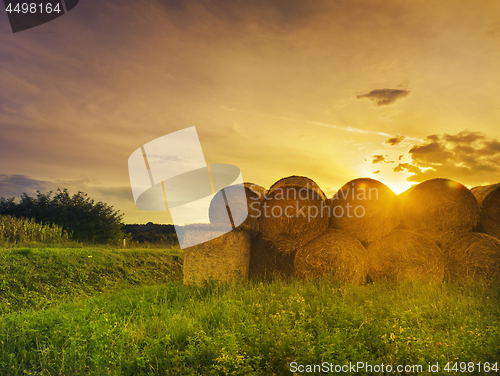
[95, 186, 135, 202]
[373, 170, 380, 174]
[487, 22, 500, 37]
[156, 0, 330, 30]
[372, 155, 385, 164]
[394, 131, 500, 186]
[0, 174, 48, 198]
[218, 106, 394, 138]
[384, 134, 406, 146]
[393, 163, 422, 174]
[357, 89, 410, 106]
[409, 139, 453, 165]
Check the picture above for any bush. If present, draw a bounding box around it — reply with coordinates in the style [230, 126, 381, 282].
[0, 189, 124, 244]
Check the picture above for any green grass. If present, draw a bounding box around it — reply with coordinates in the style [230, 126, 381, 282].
[1, 273, 500, 375]
[0, 246, 182, 315]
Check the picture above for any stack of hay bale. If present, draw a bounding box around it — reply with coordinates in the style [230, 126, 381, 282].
[182, 175, 500, 285]
[253, 176, 330, 280]
[293, 178, 400, 284]
[397, 178, 494, 282]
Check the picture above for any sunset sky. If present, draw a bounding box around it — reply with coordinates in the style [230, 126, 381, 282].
[1, 0, 500, 224]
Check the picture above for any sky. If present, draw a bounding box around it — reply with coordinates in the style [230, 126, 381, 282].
[1, 0, 500, 224]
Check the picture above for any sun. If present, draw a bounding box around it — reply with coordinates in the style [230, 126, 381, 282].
[359, 163, 414, 195]
[375, 175, 414, 195]
[386, 182, 413, 195]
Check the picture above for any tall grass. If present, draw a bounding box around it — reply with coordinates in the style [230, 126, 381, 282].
[1, 278, 499, 376]
[0, 215, 69, 244]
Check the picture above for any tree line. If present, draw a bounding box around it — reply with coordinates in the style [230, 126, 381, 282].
[0, 189, 123, 244]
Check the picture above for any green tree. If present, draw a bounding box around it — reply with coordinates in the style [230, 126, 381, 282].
[0, 189, 124, 244]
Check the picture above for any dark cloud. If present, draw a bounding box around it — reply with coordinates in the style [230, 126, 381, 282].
[357, 89, 410, 106]
[409, 140, 453, 165]
[443, 131, 483, 144]
[427, 134, 440, 142]
[393, 163, 422, 174]
[487, 22, 500, 37]
[384, 134, 406, 146]
[398, 154, 404, 160]
[373, 170, 380, 174]
[95, 186, 135, 202]
[155, 0, 330, 32]
[0, 174, 48, 199]
[372, 155, 385, 164]
[394, 131, 500, 186]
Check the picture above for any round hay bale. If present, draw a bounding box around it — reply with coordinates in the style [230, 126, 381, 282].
[294, 228, 368, 284]
[366, 229, 444, 283]
[329, 178, 401, 243]
[249, 235, 295, 281]
[259, 176, 329, 255]
[471, 183, 500, 240]
[397, 185, 415, 203]
[182, 224, 251, 285]
[245, 182, 266, 197]
[442, 232, 500, 282]
[399, 178, 480, 246]
[209, 182, 265, 236]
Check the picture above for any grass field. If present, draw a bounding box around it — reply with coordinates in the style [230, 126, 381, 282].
[1, 245, 500, 375]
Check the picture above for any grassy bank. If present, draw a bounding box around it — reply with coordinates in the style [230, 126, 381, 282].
[0, 246, 182, 315]
[1, 278, 499, 375]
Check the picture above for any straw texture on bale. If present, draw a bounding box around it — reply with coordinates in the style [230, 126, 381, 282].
[442, 232, 500, 282]
[471, 183, 500, 240]
[209, 182, 265, 236]
[366, 229, 445, 283]
[249, 235, 295, 281]
[259, 176, 329, 255]
[397, 185, 414, 203]
[399, 178, 480, 246]
[294, 229, 368, 284]
[182, 224, 251, 285]
[330, 178, 401, 243]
